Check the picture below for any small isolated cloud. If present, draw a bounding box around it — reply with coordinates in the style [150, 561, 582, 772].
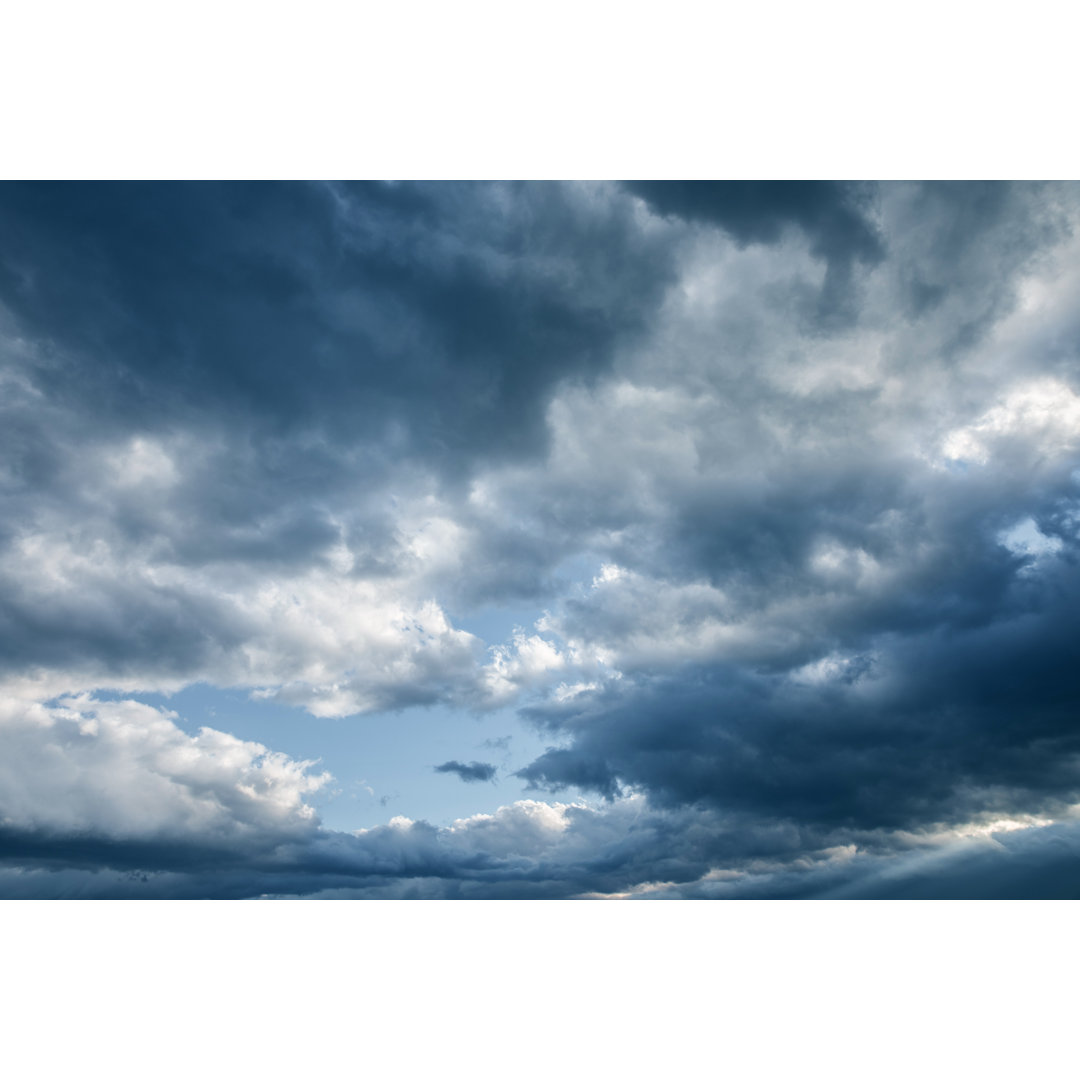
[434, 760, 498, 784]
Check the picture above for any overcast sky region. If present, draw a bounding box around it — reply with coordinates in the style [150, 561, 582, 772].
[3, 180, 1080, 899]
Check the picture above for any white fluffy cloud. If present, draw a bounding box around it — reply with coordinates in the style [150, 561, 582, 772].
[0, 512, 483, 714]
[0, 694, 329, 842]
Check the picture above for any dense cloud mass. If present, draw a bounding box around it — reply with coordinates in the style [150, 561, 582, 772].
[2, 181, 1080, 898]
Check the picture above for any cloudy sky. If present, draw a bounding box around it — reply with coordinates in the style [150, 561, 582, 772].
[3, 180, 1080, 899]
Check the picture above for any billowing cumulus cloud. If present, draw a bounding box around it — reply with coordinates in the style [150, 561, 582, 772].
[2, 181, 1080, 898]
[0, 692, 328, 861]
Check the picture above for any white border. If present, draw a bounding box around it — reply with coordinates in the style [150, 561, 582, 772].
[2, 1, 1078, 177]
[3, 901, 1074, 1078]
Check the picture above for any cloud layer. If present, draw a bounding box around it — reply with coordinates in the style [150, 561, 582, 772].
[3, 181, 1080, 897]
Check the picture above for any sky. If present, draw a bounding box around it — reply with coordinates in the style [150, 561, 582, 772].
[3, 180, 1080, 898]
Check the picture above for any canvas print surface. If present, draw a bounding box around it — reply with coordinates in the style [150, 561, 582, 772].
[2, 181, 1079, 899]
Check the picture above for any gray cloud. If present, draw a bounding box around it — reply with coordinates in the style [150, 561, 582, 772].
[624, 180, 884, 326]
[0, 182, 677, 704]
[4, 779, 1077, 899]
[0, 182, 673, 466]
[434, 760, 498, 783]
[3, 182, 1080, 897]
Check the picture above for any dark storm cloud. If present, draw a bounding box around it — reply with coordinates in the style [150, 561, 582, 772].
[434, 760, 497, 783]
[624, 180, 882, 262]
[4, 181, 1080, 899]
[820, 821, 1080, 900]
[0, 181, 673, 466]
[0, 797, 791, 899]
[493, 187, 1080, 870]
[624, 180, 883, 323]
[516, 545, 1080, 837]
[6, 789, 1079, 899]
[640, 820, 1080, 900]
[0, 182, 679, 685]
